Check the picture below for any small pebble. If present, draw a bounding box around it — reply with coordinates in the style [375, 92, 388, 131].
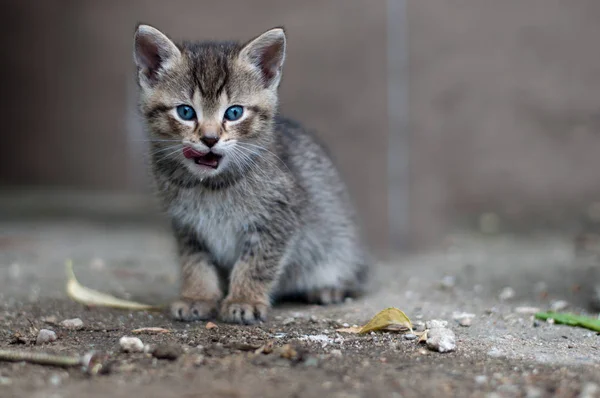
[282, 317, 295, 325]
[579, 382, 599, 398]
[425, 320, 448, 329]
[119, 336, 144, 353]
[525, 386, 543, 398]
[205, 322, 218, 330]
[412, 321, 426, 332]
[36, 329, 57, 345]
[515, 306, 541, 315]
[330, 349, 343, 358]
[453, 312, 475, 327]
[48, 373, 62, 387]
[60, 318, 84, 330]
[533, 320, 541, 327]
[152, 344, 183, 360]
[550, 300, 569, 312]
[303, 357, 319, 367]
[403, 333, 417, 341]
[426, 327, 456, 353]
[42, 315, 58, 324]
[0, 376, 12, 386]
[440, 275, 456, 289]
[487, 347, 503, 358]
[499, 287, 515, 301]
[474, 375, 488, 385]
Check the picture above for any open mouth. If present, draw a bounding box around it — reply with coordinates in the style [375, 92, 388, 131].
[183, 147, 222, 169]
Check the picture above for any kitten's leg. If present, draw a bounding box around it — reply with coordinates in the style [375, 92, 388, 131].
[170, 227, 222, 321]
[220, 227, 285, 325]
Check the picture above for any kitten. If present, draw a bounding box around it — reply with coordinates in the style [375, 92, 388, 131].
[133, 24, 370, 324]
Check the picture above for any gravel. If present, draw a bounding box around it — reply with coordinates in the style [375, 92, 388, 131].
[36, 329, 57, 345]
[60, 318, 84, 330]
[119, 336, 144, 353]
[426, 327, 456, 353]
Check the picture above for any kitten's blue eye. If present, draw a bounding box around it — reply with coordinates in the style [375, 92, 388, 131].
[224, 105, 244, 121]
[176, 105, 196, 121]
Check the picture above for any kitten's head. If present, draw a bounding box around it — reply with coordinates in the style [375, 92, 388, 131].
[133, 24, 286, 180]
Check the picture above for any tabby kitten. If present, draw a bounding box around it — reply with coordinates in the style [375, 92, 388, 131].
[133, 24, 370, 324]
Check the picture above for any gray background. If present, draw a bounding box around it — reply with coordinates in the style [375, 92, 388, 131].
[1, 0, 600, 256]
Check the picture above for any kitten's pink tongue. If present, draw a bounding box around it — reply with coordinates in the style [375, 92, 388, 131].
[183, 147, 207, 159]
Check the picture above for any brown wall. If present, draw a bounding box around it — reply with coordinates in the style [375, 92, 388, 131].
[0, 1, 389, 253]
[408, 0, 600, 246]
[3, 1, 600, 253]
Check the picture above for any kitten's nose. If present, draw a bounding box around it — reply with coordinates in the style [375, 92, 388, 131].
[201, 135, 219, 148]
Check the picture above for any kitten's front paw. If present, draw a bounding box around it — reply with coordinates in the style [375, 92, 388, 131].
[170, 299, 218, 322]
[220, 298, 268, 325]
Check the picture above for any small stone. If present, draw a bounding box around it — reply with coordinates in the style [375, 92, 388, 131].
[453, 312, 475, 327]
[303, 357, 319, 367]
[499, 287, 515, 301]
[425, 320, 448, 329]
[282, 317, 295, 325]
[579, 382, 599, 398]
[515, 306, 541, 315]
[440, 275, 456, 289]
[152, 344, 183, 360]
[36, 329, 57, 345]
[550, 300, 569, 312]
[310, 315, 319, 323]
[0, 376, 12, 386]
[342, 323, 350, 328]
[403, 333, 417, 341]
[42, 315, 58, 324]
[474, 375, 488, 384]
[48, 373, 62, 387]
[487, 347, 503, 358]
[205, 322, 218, 330]
[119, 336, 144, 353]
[330, 349, 343, 358]
[426, 327, 456, 353]
[525, 386, 543, 398]
[533, 320, 541, 327]
[412, 321, 426, 332]
[60, 318, 84, 330]
[546, 318, 555, 324]
[497, 384, 520, 396]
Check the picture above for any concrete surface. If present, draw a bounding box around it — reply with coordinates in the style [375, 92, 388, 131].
[1, 218, 599, 397]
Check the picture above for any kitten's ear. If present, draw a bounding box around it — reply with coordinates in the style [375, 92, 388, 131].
[134, 24, 181, 85]
[239, 27, 286, 88]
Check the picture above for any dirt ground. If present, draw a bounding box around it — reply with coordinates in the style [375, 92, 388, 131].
[1, 219, 600, 398]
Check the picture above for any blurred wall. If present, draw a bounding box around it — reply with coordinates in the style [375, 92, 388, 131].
[0, 1, 389, 253]
[408, 0, 600, 247]
[2, 0, 600, 253]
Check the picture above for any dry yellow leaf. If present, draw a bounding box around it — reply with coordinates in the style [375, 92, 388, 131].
[66, 260, 162, 311]
[358, 307, 412, 334]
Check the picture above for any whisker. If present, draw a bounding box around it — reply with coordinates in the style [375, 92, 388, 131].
[235, 142, 292, 174]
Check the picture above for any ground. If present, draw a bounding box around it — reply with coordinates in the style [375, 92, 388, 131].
[1, 219, 600, 398]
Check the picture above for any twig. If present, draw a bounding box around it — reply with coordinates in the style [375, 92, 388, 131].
[0, 349, 108, 374]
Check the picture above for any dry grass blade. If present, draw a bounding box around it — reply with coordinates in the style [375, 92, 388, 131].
[66, 260, 162, 311]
